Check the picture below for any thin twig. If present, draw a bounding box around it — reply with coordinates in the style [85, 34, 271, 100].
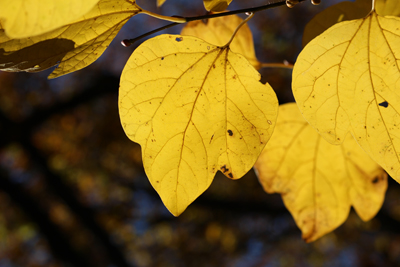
[122, 0, 308, 46]
[260, 61, 294, 69]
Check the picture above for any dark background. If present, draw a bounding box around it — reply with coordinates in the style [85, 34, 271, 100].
[1, 0, 400, 266]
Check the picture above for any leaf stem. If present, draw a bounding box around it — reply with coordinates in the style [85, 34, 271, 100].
[260, 61, 294, 69]
[369, 0, 375, 15]
[122, 0, 308, 46]
[224, 12, 255, 47]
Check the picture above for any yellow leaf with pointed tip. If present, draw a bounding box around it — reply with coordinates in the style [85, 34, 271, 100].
[119, 34, 278, 216]
[376, 0, 400, 16]
[0, 0, 141, 78]
[293, 12, 400, 181]
[157, 0, 167, 7]
[302, 0, 372, 47]
[0, 0, 100, 38]
[203, 0, 232, 12]
[254, 103, 387, 242]
[181, 14, 261, 69]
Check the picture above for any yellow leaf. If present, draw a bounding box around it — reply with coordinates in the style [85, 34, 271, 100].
[181, 14, 261, 69]
[119, 34, 278, 216]
[376, 0, 400, 16]
[157, 0, 167, 7]
[0, 0, 141, 78]
[302, 0, 372, 47]
[254, 103, 387, 242]
[203, 0, 232, 12]
[292, 12, 400, 181]
[0, 0, 100, 38]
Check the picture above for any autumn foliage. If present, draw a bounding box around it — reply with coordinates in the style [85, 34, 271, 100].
[0, 0, 398, 242]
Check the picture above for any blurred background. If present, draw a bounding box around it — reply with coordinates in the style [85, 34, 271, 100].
[1, 0, 400, 266]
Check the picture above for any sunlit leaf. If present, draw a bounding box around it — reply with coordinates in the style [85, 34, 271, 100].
[181, 14, 261, 69]
[254, 103, 387, 242]
[119, 34, 278, 216]
[293, 12, 400, 181]
[303, 0, 400, 47]
[376, 0, 400, 16]
[0, 0, 100, 38]
[0, 0, 141, 78]
[157, 0, 167, 7]
[203, 0, 232, 12]
[302, 0, 371, 47]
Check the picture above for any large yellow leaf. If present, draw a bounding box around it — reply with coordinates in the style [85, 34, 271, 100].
[119, 34, 278, 216]
[254, 103, 387, 242]
[0, 0, 100, 38]
[203, 0, 232, 12]
[181, 14, 260, 69]
[292, 12, 400, 181]
[0, 0, 141, 78]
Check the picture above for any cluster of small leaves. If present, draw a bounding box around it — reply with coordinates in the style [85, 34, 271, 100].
[0, 0, 399, 242]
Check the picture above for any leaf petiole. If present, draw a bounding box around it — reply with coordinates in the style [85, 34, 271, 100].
[224, 12, 254, 47]
[260, 61, 294, 69]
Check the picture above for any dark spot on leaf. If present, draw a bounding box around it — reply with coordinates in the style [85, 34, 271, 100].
[161, 57, 164, 60]
[372, 177, 380, 184]
[228, 130, 233, 136]
[228, 173, 233, 178]
[379, 101, 389, 108]
[221, 165, 229, 173]
[175, 37, 183, 42]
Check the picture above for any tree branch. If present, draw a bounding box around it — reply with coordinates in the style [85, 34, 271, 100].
[122, 0, 308, 46]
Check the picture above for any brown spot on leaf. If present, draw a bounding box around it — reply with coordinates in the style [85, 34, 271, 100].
[228, 173, 233, 178]
[221, 165, 229, 173]
[227, 130, 233, 136]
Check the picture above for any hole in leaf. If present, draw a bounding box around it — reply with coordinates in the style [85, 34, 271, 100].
[175, 37, 183, 42]
[379, 101, 389, 108]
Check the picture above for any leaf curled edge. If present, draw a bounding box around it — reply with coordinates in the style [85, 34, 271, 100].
[0, 0, 100, 38]
[119, 34, 278, 216]
[0, 0, 141, 78]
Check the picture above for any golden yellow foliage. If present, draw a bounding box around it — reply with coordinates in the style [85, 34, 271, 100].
[0, 0, 100, 38]
[119, 34, 278, 216]
[302, 0, 400, 47]
[254, 103, 387, 242]
[293, 12, 400, 181]
[203, 0, 232, 12]
[0, 0, 141, 78]
[302, 0, 372, 47]
[181, 14, 260, 69]
[376, 0, 400, 16]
